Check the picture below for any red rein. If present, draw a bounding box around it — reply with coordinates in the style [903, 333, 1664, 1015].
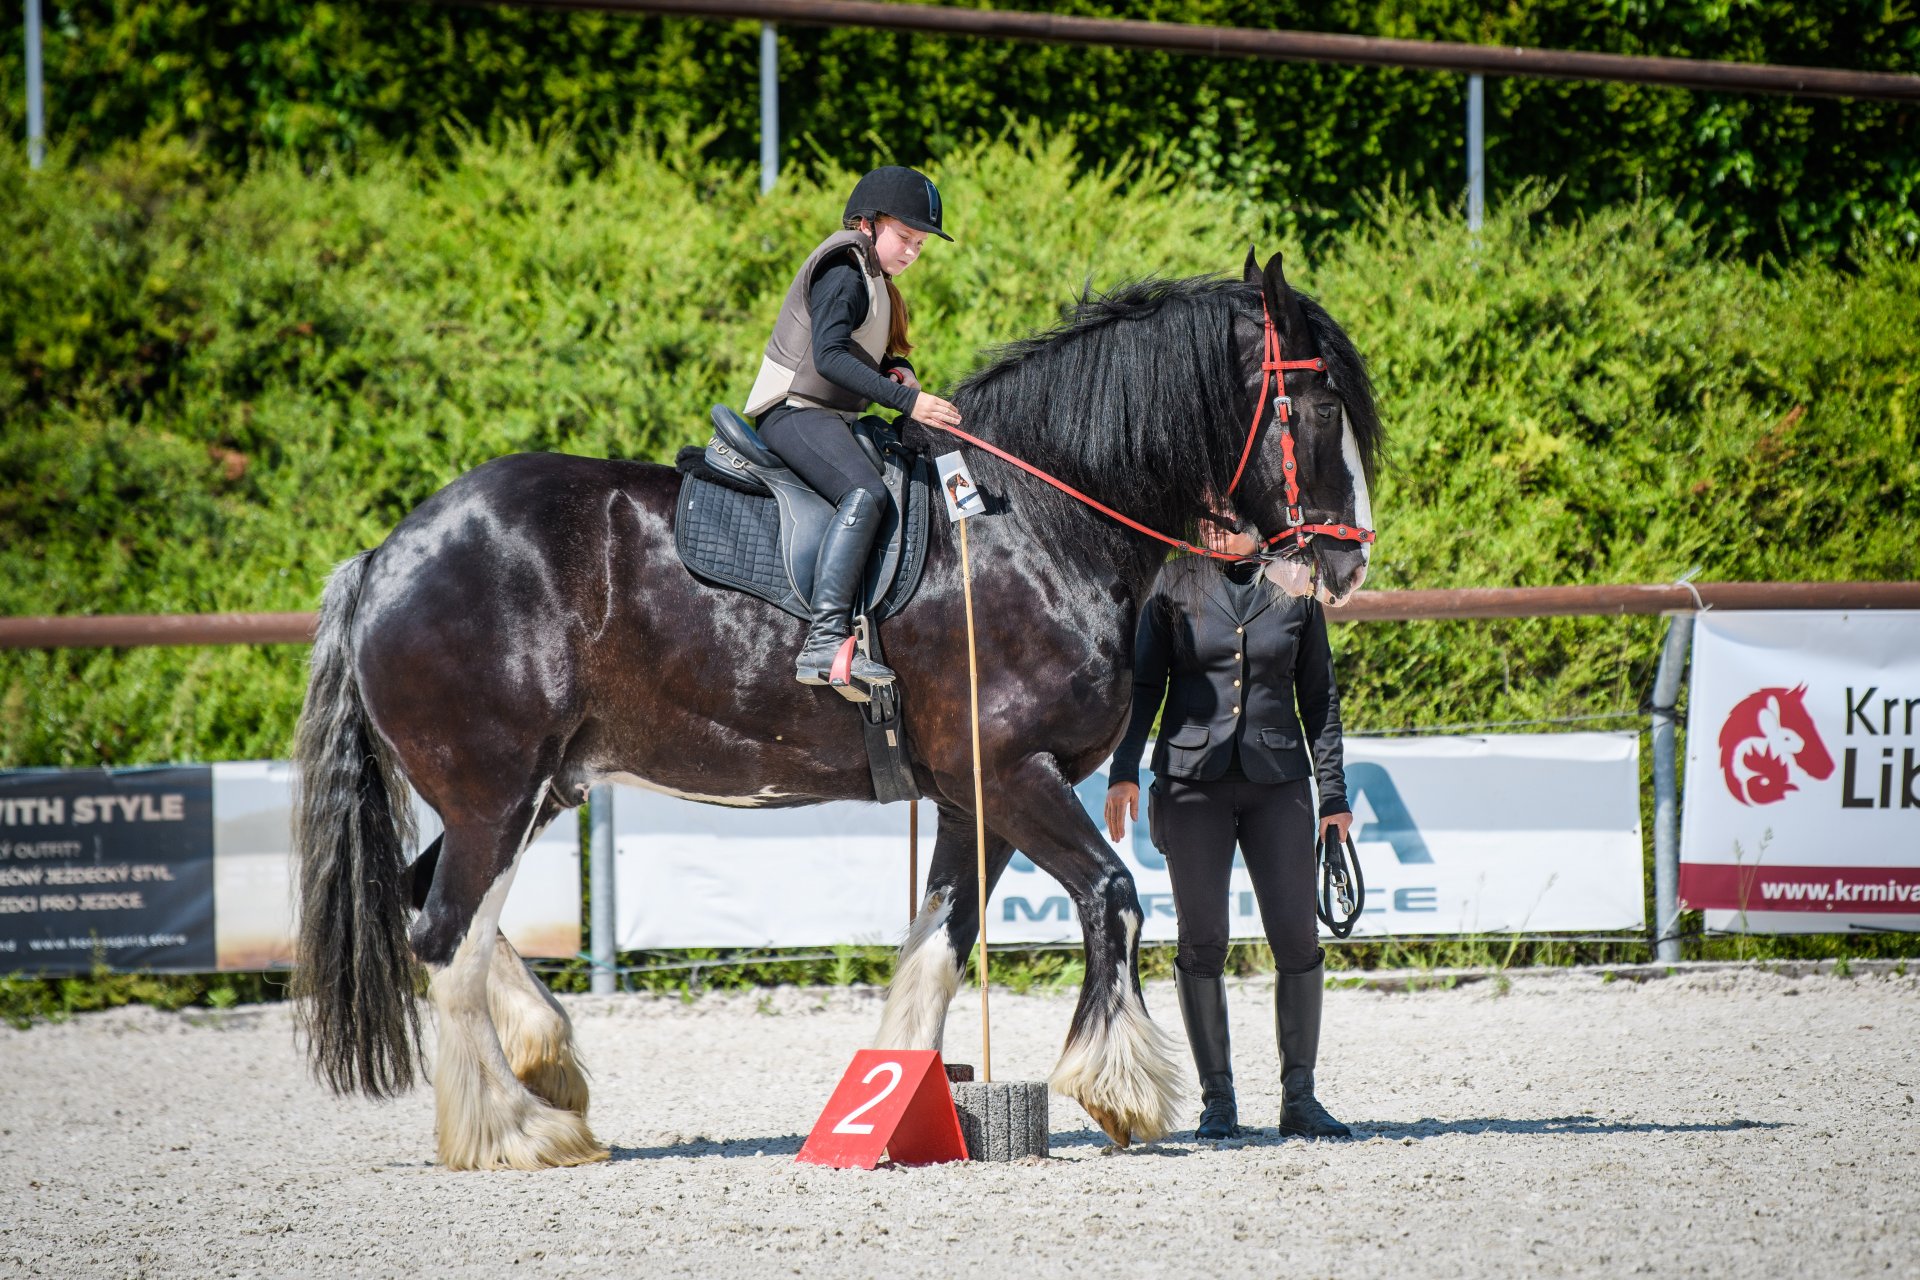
[925, 304, 1375, 563]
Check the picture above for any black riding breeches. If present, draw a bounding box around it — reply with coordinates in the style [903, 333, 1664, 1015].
[1151, 775, 1320, 979]
[757, 404, 889, 508]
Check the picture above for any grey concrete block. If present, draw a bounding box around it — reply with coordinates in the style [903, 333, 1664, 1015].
[950, 1080, 1049, 1161]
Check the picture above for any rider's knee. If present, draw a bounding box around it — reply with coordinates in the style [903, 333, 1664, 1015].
[1175, 941, 1229, 981]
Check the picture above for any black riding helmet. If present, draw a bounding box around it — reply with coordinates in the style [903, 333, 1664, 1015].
[844, 165, 953, 241]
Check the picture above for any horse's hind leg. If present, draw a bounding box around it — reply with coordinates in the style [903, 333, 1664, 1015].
[487, 935, 590, 1116]
[413, 800, 608, 1171]
[874, 804, 1012, 1052]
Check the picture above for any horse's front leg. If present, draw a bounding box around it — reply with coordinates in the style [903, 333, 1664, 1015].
[874, 802, 1013, 1052]
[984, 753, 1185, 1146]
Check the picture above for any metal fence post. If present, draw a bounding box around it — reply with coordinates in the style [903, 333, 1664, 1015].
[1465, 72, 1484, 231]
[589, 784, 617, 994]
[25, 0, 45, 170]
[759, 22, 778, 194]
[1650, 614, 1694, 963]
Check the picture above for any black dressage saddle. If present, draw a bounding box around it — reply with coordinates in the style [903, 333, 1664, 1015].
[671, 406, 932, 804]
[673, 406, 932, 624]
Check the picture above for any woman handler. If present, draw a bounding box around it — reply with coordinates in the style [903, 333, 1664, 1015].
[745, 165, 963, 688]
[1105, 523, 1355, 1141]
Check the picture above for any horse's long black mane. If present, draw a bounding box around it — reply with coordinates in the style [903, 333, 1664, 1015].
[947, 275, 1381, 570]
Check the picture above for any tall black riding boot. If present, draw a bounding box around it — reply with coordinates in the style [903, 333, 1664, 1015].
[1275, 953, 1352, 1139]
[1175, 967, 1240, 1140]
[794, 489, 896, 687]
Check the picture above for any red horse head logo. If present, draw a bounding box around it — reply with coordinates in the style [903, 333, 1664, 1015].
[1718, 685, 1833, 806]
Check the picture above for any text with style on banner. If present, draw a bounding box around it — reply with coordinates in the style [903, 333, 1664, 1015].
[0, 766, 215, 974]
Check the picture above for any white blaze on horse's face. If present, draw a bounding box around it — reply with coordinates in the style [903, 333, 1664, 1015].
[1340, 406, 1373, 569]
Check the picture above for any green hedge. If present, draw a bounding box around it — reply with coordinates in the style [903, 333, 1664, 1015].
[2, 131, 1916, 770]
[0, 0, 1915, 261]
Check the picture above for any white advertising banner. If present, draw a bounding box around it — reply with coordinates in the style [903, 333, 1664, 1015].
[209, 761, 581, 968]
[1681, 611, 1920, 935]
[614, 732, 1645, 950]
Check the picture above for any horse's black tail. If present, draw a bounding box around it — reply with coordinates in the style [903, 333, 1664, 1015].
[291, 550, 422, 1099]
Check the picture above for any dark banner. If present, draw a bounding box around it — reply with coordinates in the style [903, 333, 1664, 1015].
[0, 767, 215, 974]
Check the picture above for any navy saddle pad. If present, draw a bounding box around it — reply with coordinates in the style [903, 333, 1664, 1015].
[672, 407, 933, 623]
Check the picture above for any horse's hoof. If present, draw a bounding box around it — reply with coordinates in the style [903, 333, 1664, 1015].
[1084, 1103, 1132, 1148]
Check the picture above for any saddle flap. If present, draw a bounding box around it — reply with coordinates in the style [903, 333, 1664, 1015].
[674, 449, 934, 628]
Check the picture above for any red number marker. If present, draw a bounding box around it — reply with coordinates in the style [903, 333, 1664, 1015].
[795, 1049, 969, 1169]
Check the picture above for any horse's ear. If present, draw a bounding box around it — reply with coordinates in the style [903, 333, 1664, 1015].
[1262, 250, 1313, 352]
[1242, 246, 1262, 286]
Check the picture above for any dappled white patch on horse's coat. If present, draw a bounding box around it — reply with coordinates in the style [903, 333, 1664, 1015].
[874, 893, 961, 1051]
[599, 772, 792, 808]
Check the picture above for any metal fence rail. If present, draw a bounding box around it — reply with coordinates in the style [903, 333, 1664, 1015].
[491, 0, 1920, 102]
[5, 581, 1915, 650]
[475, 0, 1920, 220]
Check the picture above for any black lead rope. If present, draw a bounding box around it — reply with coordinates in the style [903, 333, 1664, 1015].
[1317, 826, 1366, 939]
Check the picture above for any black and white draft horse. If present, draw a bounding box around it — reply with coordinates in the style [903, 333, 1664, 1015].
[292, 250, 1382, 1169]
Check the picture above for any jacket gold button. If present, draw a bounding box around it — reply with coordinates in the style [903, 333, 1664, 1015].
[1235, 626, 1244, 634]
[1235, 652, 1242, 660]
[1231, 705, 1240, 714]
[1233, 679, 1241, 687]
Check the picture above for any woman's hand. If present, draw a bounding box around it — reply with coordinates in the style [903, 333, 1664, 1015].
[1320, 811, 1353, 845]
[1104, 783, 1140, 842]
[887, 366, 922, 390]
[912, 391, 963, 429]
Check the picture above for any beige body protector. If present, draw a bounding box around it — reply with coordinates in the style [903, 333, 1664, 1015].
[744, 229, 893, 419]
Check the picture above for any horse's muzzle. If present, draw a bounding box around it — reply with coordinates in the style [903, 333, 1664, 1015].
[1261, 541, 1368, 606]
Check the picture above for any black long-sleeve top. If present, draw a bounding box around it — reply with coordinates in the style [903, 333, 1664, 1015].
[1110, 559, 1349, 818]
[809, 256, 917, 414]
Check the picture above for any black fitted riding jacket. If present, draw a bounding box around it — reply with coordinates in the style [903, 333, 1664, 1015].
[1110, 560, 1349, 818]
[809, 257, 917, 414]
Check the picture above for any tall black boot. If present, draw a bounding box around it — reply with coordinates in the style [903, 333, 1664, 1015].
[795, 489, 896, 687]
[1275, 952, 1352, 1139]
[1174, 967, 1239, 1140]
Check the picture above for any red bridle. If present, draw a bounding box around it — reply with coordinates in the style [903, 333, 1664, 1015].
[1228, 303, 1376, 554]
[924, 302, 1375, 562]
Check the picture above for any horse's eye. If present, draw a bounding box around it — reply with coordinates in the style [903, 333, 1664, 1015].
[1316, 403, 1337, 421]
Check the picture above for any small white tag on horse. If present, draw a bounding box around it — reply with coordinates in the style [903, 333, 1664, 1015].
[934, 452, 985, 523]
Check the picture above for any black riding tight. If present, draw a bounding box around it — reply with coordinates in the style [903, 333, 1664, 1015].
[1151, 775, 1322, 978]
[757, 405, 889, 507]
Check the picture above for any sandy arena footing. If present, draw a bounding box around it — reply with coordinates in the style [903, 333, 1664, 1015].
[3, 965, 1916, 1278]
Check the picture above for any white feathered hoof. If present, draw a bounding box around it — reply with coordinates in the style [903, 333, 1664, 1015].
[487, 938, 592, 1117]
[433, 1072, 610, 1172]
[1048, 995, 1186, 1147]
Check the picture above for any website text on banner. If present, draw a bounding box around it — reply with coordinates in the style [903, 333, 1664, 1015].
[0, 761, 580, 975]
[1680, 611, 1920, 936]
[613, 732, 1644, 950]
